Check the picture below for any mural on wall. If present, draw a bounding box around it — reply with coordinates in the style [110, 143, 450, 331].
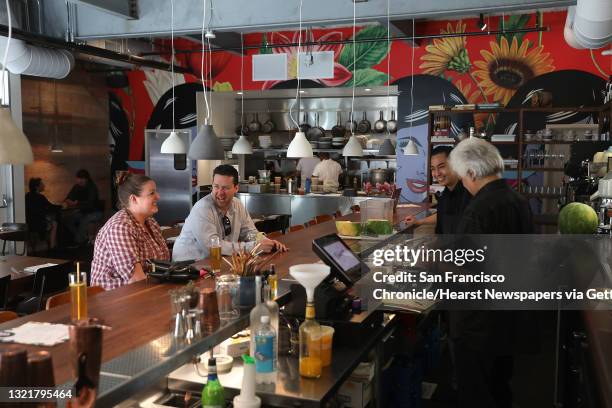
[108, 10, 609, 202]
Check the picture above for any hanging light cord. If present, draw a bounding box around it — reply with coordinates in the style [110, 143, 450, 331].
[288, 0, 303, 130]
[207, 35, 213, 119]
[350, 0, 356, 137]
[409, 18, 415, 141]
[240, 32, 244, 137]
[1, 0, 12, 106]
[201, 0, 210, 120]
[170, 0, 175, 132]
[386, 0, 390, 137]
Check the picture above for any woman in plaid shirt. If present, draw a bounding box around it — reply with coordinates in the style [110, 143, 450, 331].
[91, 174, 170, 290]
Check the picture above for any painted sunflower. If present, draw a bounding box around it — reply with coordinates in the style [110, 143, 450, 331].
[473, 36, 554, 105]
[420, 22, 471, 75]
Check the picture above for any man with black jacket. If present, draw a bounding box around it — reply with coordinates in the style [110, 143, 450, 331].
[447, 138, 533, 408]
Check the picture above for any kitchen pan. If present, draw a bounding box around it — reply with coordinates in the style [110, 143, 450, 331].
[307, 112, 325, 141]
[374, 111, 387, 133]
[387, 110, 398, 134]
[345, 112, 357, 133]
[357, 111, 371, 134]
[299, 112, 311, 133]
[248, 113, 261, 133]
[331, 112, 346, 138]
[262, 115, 276, 133]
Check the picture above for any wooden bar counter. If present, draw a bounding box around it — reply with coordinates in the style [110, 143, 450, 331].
[0, 205, 426, 405]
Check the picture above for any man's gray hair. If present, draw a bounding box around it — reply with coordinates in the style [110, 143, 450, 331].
[448, 138, 504, 179]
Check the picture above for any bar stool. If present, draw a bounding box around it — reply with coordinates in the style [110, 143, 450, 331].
[289, 225, 305, 233]
[305, 219, 317, 227]
[315, 214, 333, 224]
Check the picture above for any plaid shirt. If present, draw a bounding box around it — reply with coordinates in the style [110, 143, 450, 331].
[91, 209, 170, 290]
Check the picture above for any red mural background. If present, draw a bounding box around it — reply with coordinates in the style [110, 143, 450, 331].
[109, 10, 610, 162]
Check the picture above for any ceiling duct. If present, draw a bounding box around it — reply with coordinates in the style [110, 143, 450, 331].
[0, 6, 74, 79]
[565, 1, 611, 49]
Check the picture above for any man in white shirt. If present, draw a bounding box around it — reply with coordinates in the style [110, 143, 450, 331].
[312, 153, 343, 187]
[296, 155, 320, 181]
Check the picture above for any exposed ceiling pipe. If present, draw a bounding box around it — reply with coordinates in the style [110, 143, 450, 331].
[0, 23, 190, 73]
[141, 25, 549, 56]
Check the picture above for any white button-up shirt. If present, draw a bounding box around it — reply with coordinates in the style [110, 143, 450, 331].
[312, 159, 343, 184]
[172, 194, 258, 261]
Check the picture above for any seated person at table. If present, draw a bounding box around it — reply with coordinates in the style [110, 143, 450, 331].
[25, 177, 61, 248]
[91, 174, 169, 290]
[61, 169, 101, 245]
[172, 164, 287, 261]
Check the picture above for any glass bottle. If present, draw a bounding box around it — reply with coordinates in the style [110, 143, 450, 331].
[255, 315, 277, 384]
[263, 282, 279, 370]
[299, 302, 322, 378]
[249, 276, 269, 357]
[267, 264, 277, 298]
[201, 358, 225, 408]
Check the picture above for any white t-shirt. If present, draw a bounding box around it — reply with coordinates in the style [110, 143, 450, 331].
[296, 157, 320, 179]
[312, 159, 343, 184]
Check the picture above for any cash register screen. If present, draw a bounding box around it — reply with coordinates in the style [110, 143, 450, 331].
[312, 234, 368, 286]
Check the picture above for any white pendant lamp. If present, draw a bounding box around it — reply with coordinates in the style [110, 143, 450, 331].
[287, 131, 313, 158]
[0, 108, 33, 164]
[189, 120, 225, 160]
[343, 135, 363, 157]
[161, 0, 187, 155]
[232, 135, 252, 155]
[161, 130, 186, 154]
[343, 0, 363, 158]
[231, 32, 252, 155]
[403, 139, 418, 155]
[0, 0, 33, 164]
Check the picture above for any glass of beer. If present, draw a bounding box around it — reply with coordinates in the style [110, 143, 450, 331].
[209, 236, 222, 273]
[69, 272, 88, 321]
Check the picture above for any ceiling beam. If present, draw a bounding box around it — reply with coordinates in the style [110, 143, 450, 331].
[42, 0, 573, 40]
[69, 0, 137, 19]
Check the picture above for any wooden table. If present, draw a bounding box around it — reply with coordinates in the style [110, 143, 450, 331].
[0, 205, 426, 396]
[0, 255, 71, 297]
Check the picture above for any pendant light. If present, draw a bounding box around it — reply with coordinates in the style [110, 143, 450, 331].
[0, 0, 33, 164]
[378, 0, 395, 157]
[286, 0, 312, 158]
[343, 0, 363, 158]
[160, 0, 187, 154]
[188, 0, 224, 160]
[403, 18, 419, 157]
[232, 33, 252, 155]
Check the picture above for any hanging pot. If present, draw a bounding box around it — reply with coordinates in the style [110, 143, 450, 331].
[235, 118, 249, 136]
[374, 110, 387, 133]
[299, 112, 311, 133]
[248, 113, 261, 133]
[387, 110, 398, 134]
[331, 112, 346, 139]
[345, 112, 357, 133]
[262, 115, 276, 133]
[307, 113, 325, 141]
[357, 111, 371, 134]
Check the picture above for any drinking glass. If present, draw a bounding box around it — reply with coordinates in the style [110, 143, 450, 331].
[209, 236, 222, 273]
[215, 274, 240, 320]
[69, 272, 88, 321]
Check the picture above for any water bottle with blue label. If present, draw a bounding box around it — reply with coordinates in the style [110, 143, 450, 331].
[305, 177, 311, 194]
[254, 315, 277, 384]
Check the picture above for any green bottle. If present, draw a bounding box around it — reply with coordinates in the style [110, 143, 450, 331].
[201, 358, 225, 408]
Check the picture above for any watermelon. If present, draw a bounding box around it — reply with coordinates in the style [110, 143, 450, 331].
[558, 202, 599, 234]
[336, 221, 361, 236]
[365, 219, 393, 235]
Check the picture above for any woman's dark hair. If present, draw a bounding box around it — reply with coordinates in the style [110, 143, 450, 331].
[76, 169, 91, 180]
[213, 164, 239, 185]
[117, 173, 153, 209]
[28, 177, 42, 192]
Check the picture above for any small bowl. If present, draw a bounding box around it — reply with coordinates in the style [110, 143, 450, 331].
[198, 354, 234, 374]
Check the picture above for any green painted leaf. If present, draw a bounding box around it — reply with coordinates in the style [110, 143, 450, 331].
[259, 34, 273, 55]
[338, 26, 390, 71]
[344, 69, 389, 87]
[497, 14, 531, 47]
